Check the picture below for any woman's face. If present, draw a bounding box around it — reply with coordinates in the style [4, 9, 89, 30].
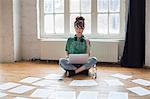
[75, 26, 84, 36]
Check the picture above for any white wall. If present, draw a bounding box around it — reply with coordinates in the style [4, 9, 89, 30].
[0, 0, 2, 61]
[145, 0, 150, 67]
[0, 0, 14, 62]
[21, 0, 40, 60]
[13, 0, 21, 61]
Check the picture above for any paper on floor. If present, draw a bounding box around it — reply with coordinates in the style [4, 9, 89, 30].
[30, 89, 54, 98]
[55, 91, 76, 99]
[77, 91, 99, 99]
[13, 97, 29, 99]
[0, 92, 8, 97]
[108, 92, 128, 99]
[0, 82, 21, 90]
[8, 85, 35, 94]
[32, 79, 59, 87]
[19, 77, 41, 84]
[69, 80, 98, 86]
[132, 79, 150, 86]
[104, 79, 124, 86]
[111, 73, 132, 80]
[127, 86, 150, 96]
[44, 74, 63, 80]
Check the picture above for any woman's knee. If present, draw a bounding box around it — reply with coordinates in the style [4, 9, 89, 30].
[59, 58, 67, 65]
[90, 57, 97, 64]
[59, 58, 65, 62]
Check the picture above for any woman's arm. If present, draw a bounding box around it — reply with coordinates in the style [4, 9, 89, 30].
[86, 39, 91, 56]
[66, 51, 69, 58]
[65, 38, 70, 58]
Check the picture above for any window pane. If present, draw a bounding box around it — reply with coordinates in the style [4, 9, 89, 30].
[98, 14, 108, 34]
[55, 14, 64, 34]
[81, 0, 91, 13]
[97, 0, 108, 12]
[44, 15, 54, 34]
[55, 0, 64, 13]
[70, 0, 80, 13]
[81, 14, 91, 34]
[70, 14, 80, 34]
[109, 14, 120, 34]
[44, 0, 53, 13]
[109, 0, 120, 12]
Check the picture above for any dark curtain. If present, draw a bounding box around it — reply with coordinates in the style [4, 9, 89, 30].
[121, 0, 145, 67]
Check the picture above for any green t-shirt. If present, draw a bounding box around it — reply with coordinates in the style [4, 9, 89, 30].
[65, 35, 87, 54]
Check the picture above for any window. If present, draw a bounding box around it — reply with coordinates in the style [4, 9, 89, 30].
[70, 0, 91, 35]
[38, 0, 126, 39]
[42, 0, 64, 35]
[97, 0, 120, 35]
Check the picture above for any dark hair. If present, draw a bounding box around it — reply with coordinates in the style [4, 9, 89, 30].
[74, 16, 85, 29]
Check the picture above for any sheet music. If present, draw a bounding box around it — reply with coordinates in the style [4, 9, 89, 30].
[20, 77, 41, 84]
[108, 92, 128, 99]
[0, 92, 8, 97]
[44, 74, 63, 80]
[31, 89, 54, 98]
[32, 79, 59, 87]
[69, 80, 98, 86]
[77, 91, 99, 99]
[111, 73, 132, 79]
[55, 91, 76, 99]
[0, 82, 21, 90]
[104, 79, 124, 86]
[14, 97, 29, 99]
[127, 87, 150, 96]
[8, 85, 35, 94]
[132, 79, 150, 86]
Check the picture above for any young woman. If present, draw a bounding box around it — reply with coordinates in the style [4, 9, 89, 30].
[59, 16, 97, 77]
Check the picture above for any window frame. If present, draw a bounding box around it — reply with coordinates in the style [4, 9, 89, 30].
[37, 0, 126, 39]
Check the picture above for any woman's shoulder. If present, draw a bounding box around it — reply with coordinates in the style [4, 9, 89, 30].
[67, 36, 74, 41]
[84, 37, 91, 45]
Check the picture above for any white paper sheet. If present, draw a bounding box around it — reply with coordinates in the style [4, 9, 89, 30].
[14, 97, 29, 99]
[111, 73, 132, 79]
[108, 92, 128, 99]
[132, 79, 150, 86]
[30, 89, 54, 98]
[8, 85, 35, 94]
[49, 93, 56, 99]
[77, 91, 99, 99]
[0, 92, 8, 97]
[127, 87, 150, 96]
[44, 74, 63, 80]
[19, 77, 41, 84]
[32, 79, 59, 87]
[0, 82, 21, 90]
[69, 80, 98, 86]
[55, 91, 76, 99]
[104, 79, 124, 86]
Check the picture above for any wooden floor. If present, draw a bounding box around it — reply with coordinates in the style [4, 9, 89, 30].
[0, 61, 150, 99]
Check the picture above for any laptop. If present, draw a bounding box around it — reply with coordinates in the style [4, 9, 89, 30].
[68, 54, 89, 64]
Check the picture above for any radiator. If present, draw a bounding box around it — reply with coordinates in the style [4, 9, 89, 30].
[40, 40, 119, 62]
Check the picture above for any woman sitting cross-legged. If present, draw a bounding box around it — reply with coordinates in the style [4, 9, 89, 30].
[59, 16, 97, 77]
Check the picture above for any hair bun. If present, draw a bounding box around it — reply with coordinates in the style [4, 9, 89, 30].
[74, 16, 85, 28]
[76, 16, 85, 21]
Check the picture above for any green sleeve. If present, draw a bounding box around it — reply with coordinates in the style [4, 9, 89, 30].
[65, 38, 70, 52]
